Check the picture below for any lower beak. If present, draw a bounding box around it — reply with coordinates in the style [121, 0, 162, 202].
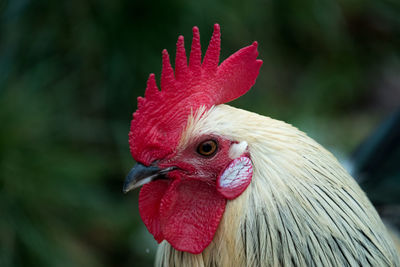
[123, 163, 174, 193]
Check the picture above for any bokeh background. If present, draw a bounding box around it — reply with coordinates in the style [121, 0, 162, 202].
[1, 0, 399, 266]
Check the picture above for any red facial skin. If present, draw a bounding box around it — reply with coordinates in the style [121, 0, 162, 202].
[159, 136, 234, 182]
[138, 136, 235, 254]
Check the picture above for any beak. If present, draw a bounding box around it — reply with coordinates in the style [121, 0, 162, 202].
[123, 163, 174, 193]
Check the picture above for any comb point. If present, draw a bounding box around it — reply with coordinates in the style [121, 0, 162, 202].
[175, 35, 188, 82]
[137, 96, 146, 109]
[144, 73, 159, 100]
[189, 26, 201, 74]
[202, 23, 221, 75]
[161, 49, 175, 92]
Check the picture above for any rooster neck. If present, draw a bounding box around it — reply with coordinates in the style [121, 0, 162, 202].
[155, 104, 400, 267]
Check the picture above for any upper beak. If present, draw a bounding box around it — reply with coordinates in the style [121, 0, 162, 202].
[123, 163, 174, 193]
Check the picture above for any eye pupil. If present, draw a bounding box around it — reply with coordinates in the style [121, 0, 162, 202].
[197, 140, 218, 156]
[202, 143, 212, 152]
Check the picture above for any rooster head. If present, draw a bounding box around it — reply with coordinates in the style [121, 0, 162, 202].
[124, 24, 262, 254]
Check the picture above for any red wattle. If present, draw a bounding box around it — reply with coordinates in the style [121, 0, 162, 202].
[139, 178, 226, 254]
[139, 179, 171, 242]
[159, 179, 226, 254]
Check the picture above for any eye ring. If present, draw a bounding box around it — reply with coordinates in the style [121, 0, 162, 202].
[197, 140, 218, 157]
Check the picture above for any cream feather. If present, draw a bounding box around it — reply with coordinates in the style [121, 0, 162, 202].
[155, 104, 400, 267]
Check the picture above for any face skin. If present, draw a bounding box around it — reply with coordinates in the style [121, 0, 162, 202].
[157, 135, 235, 184]
[125, 106, 255, 254]
[131, 135, 235, 254]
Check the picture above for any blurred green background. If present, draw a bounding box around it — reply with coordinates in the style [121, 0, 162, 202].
[1, 0, 399, 266]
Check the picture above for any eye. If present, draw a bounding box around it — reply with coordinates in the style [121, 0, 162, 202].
[197, 140, 218, 157]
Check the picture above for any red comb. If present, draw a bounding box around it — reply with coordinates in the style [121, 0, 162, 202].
[129, 24, 263, 165]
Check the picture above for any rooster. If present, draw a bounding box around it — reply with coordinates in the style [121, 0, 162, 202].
[123, 24, 400, 266]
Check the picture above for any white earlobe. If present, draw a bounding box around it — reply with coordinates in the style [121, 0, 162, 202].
[217, 156, 253, 200]
[229, 141, 248, 159]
